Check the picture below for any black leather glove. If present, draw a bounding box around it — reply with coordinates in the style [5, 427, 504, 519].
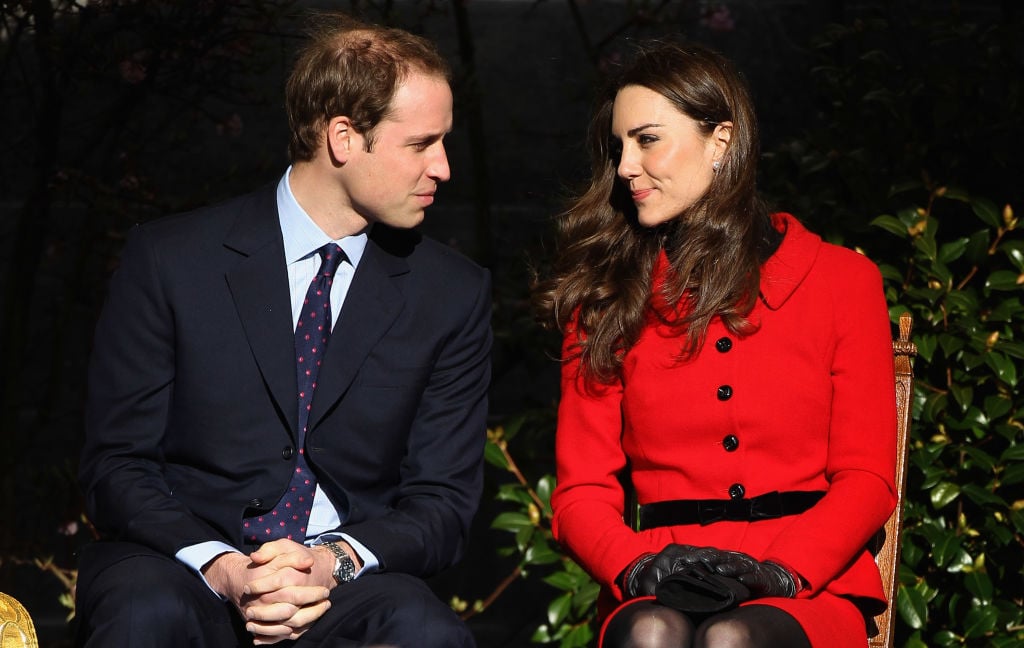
[711, 550, 797, 598]
[622, 544, 797, 599]
[622, 544, 718, 597]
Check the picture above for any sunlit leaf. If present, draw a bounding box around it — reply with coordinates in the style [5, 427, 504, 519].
[964, 570, 994, 603]
[963, 604, 999, 638]
[898, 584, 928, 629]
[547, 592, 572, 627]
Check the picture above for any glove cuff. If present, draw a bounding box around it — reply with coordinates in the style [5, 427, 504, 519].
[620, 552, 656, 598]
[763, 560, 799, 597]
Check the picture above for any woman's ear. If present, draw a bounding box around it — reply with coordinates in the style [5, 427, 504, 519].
[712, 121, 733, 161]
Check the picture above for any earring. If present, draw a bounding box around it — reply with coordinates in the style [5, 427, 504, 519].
[712, 160, 722, 173]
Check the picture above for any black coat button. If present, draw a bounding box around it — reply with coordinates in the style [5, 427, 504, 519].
[248, 498, 263, 508]
[717, 385, 733, 401]
[715, 337, 733, 352]
[728, 483, 745, 499]
[282, 446, 295, 460]
[723, 435, 739, 452]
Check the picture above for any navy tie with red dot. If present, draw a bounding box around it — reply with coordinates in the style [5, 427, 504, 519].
[243, 243, 346, 544]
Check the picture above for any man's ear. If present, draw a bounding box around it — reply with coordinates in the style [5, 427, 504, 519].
[326, 116, 356, 165]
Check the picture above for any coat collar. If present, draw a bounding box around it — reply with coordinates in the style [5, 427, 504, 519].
[759, 213, 821, 310]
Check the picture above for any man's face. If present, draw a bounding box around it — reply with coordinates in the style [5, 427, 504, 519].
[341, 71, 453, 230]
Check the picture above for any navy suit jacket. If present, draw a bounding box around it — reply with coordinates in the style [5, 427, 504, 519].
[79, 183, 492, 577]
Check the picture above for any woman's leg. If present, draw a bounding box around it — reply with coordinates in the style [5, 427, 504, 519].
[602, 599, 695, 648]
[694, 605, 811, 648]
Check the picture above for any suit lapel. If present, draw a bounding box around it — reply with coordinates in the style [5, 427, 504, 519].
[223, 187, 299, 438]
[308, 228, 409, 430]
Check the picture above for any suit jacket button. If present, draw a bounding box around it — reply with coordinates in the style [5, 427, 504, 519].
[717, 385, 733, 401]
[715, 337, 733, 352]
[728, 483, 745, 499]
[282, 446, 295, 460]
[248, 498, 263, 508]
[723, 435, 739, 452]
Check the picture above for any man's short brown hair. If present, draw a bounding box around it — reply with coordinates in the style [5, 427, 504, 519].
[285, 13, 451, 161]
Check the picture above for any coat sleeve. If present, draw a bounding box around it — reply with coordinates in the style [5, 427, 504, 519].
[341, 269, 492, 577]
[762, 252, 898, 595]
[79, 225, 227, 556]
[550, 321, 647, 598]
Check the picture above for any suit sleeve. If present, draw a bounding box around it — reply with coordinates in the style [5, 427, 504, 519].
[550, 322, 646, 597]
[763, 254, 898, 594]
[342, 269, 492, 576]
[79, 225, 227, 556]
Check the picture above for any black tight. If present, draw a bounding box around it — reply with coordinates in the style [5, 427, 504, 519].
[602, 600, 812, 648]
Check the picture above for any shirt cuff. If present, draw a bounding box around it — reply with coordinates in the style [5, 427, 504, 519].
[175, 541, 241, 599]
[310, 533, 380, 577]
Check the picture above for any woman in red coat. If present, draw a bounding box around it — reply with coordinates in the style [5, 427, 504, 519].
[534, 42, 897, 648]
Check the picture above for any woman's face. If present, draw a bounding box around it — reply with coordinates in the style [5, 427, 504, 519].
[611, 84, 730, 227]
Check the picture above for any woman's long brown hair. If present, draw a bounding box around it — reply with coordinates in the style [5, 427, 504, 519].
[534, 41, 780, 384]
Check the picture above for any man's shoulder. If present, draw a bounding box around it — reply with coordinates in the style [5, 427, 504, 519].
[134, 184, 277, 244]
[370, 225, 486, 278]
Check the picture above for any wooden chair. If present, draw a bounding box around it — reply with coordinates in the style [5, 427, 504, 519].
[869, 312, 916, 648]
[622, 313, 916, 648]
[0, 592, 39, 648]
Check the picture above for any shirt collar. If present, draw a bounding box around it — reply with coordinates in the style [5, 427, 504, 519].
[276, 166, 367, 267]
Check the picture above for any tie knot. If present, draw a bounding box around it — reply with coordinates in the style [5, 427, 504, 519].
[318, 244, 346, 278]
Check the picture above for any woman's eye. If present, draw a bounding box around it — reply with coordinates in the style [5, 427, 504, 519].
[638, 134, 658, 146]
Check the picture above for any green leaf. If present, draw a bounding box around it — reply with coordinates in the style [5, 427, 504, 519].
[930, 482, 961, 509]
[937, 237, 969, 263]
[983, 394, 1013, 421]
[963, 604, 999, 638]
[532, 625, 553, 643]
[971, 197, 1002, 228]
[491, 512, 532, 532]
[964, 570, 994, 603]
[484, 441, 509, 470]
[543, 571, 580, 591]
[536, 474, 555, 512]
[984, 352, 1018, 386]
[931, 532, 962, 568]
[561, 623, 594, 648]
[1000, 239, 1024, 271]
[932, 630, 959, 646]
[914, 234, 938, 261]
[961, 484, 1006, 507]
[916, 334, 938, 363]
[872, 214, 910, 238]
[903, 631, 928, 648]
[1001, 445, 1024, 462]
[525, 541, 562, 565]
[547, 592, 572, 627]
[898, 583, 929, 629]
[964, 228, 991, 264]
[963, 447, 996, 473]
[986, 270, 1024, 291]
[1000, 462, 1024, 486]
[948, 383, 972, 411]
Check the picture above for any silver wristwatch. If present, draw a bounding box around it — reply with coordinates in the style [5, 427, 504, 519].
[323, 541, 356, 585]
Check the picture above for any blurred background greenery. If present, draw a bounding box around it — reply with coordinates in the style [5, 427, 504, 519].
[1, 1, 1020, 646]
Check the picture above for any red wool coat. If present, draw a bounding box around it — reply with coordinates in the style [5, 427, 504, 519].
[552, 214, 897, 633]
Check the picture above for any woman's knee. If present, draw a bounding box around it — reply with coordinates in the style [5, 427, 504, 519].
[603, 601, 694, 648]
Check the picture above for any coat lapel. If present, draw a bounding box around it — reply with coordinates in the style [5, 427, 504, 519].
[308, 227, 410, 430]
[223, 186, 299, 438]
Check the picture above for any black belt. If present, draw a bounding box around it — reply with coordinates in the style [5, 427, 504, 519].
[638, 490, 825, 530]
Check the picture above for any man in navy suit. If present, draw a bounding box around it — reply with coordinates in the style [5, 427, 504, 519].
[76, 13, 491, 647]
